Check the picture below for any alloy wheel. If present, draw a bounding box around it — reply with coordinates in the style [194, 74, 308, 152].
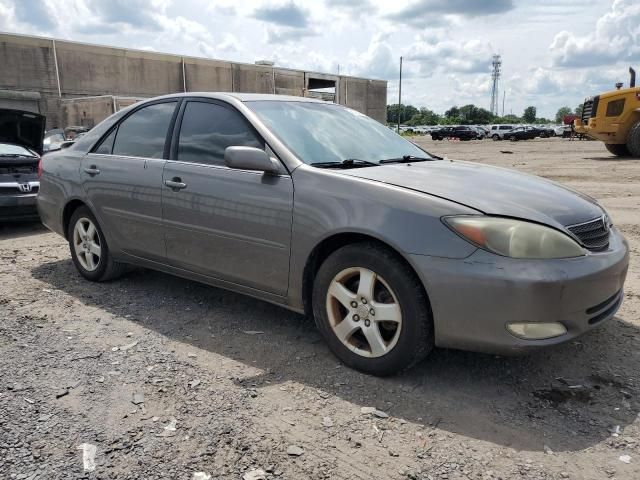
[325, 267, 402, 358]
[73, 217, 101, 271]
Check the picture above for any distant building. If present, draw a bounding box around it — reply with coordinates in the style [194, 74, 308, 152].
[0, 32, 387, 128]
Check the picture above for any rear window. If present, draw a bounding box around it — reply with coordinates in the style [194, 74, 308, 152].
[499, 126, 513, 130]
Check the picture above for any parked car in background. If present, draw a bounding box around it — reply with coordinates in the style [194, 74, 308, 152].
[38, 93, 629, 376]
[0, 108, 45, 221]
[503, 126, 537, 141]
[43, 129, 66, 152]
[431, 126, 478, 141]
[471, 126, 487, 139]
[489, 124, 516, 140]
[535, 125, 555, 138]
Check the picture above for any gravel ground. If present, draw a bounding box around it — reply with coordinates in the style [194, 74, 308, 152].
[1, 137, 639, 479]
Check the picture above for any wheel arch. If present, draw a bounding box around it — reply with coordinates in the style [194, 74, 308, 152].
[62, 198, 89, 240]
[301, 231, 431, 318]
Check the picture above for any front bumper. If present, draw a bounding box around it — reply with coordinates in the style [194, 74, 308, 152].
[574, 118, 623, 143]
[0, 193, 39, 221]
[410, 227, 629, 354]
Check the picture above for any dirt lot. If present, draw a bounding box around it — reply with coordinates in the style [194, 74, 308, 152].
[1, 138, 639, 480]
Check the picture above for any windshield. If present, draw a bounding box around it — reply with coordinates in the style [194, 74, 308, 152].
[247, 101, 430, 165]
[0, 143, 37, 157]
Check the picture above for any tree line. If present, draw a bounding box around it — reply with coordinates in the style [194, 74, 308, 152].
[387, 104, 586, 126]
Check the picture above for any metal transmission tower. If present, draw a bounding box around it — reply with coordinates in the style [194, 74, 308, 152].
[490, 55, 502, 115]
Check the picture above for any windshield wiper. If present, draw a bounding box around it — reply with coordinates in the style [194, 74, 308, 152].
[310, 158, 379, 169]
[379, 155, 432, 164]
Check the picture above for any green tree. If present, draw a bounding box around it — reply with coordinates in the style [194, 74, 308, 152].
[387, 104, 419, 124]
[444, 106, 460, 119]
[419, 107, 441, 125]
[575, 104, 584, 116]
[555, 106, 572, 124]
[523, 106, 537, 123]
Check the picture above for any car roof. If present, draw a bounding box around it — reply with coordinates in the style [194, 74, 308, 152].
[135, 92, 329, 104]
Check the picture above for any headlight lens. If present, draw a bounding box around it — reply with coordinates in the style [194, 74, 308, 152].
[444, 216, 586, 259]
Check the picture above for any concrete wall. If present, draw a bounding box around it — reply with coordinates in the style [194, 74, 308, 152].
[0, 33, 387, 128]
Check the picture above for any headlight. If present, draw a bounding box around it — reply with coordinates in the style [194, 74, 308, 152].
[444, 216, 586, 259]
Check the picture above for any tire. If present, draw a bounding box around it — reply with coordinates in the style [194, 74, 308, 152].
[492, 134, 500, 141]
[68, 206, 127, 282]
[509, 135, 518, 142]
[626, 120, 640, 157]
[312, 242, 434, 376]
[605, 143, 631, 157]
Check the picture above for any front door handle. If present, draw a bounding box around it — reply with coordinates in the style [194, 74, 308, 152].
[84, 165, 100, 176]
[164, 177, 187, 191]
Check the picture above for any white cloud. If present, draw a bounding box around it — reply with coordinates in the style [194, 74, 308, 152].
[0, 0, 633, 118]
[549, 0, 640, 68]
[405, 38, 494, 76]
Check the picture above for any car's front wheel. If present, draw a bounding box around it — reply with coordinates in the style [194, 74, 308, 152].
[68, 206, 127, 282]
[312, 243, 434, 376]
[492, 134, 500, 141]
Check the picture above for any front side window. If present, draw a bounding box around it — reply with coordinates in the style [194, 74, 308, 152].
[112, 102, 177, 158]
[177, 101, 263, 166]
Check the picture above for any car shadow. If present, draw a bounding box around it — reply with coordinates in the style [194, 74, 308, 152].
[31, 259, 640, 453]
[0, 221, 46, 240]
[582, 156, 640, 161]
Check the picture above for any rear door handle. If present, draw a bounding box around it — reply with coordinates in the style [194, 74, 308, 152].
[164, 178, 187, 190]
[84, 166, 100, 176]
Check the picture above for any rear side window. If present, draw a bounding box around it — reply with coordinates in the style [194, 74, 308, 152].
[94, 129, 116, 154]
[112, 102, 177, 158]
[177, 101, 263, 166]
[606, 99, 625, 117]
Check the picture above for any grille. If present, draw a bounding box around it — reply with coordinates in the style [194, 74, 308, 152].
[581, 96, 599, 123]
[586, 289, 622, 325]
[567, 216, 609, 251]
[0, 165, 37, 174]
[0, 184, 39, 195]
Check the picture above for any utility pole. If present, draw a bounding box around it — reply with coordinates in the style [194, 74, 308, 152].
[490, 54, 502, 115]
[397, 56, 403, 133]
[502, 90, 505, 117]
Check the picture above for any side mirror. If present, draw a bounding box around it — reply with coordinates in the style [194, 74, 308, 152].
[224, 146, 280, 174]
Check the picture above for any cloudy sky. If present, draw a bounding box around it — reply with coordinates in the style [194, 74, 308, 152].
[1, 0, 638, 118]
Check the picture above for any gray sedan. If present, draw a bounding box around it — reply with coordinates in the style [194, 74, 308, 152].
[37, 93, 629, 376]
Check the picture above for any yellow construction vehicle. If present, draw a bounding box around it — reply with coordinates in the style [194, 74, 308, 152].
[574, 67, 640, 157]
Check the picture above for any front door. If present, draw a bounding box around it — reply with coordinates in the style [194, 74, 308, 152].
[81, 101, 178, 262]
[161, 100, 293, 296]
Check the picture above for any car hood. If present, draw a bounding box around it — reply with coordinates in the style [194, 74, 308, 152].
[0, 109, 46, 155]
[341, 160, 604, 228]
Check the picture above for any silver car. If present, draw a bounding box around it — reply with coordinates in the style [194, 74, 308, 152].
[37, 93, 629, 376]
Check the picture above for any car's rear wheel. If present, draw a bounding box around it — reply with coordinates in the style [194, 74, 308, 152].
[626, 120, 640, 157]
[605, 143, 631, 157]
[68, 206, 127, 282]
[312, 242, 433, 376]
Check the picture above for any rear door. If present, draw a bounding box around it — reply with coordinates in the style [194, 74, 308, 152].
[81, 100, 179, 262]
[161, 99, 293, 295]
